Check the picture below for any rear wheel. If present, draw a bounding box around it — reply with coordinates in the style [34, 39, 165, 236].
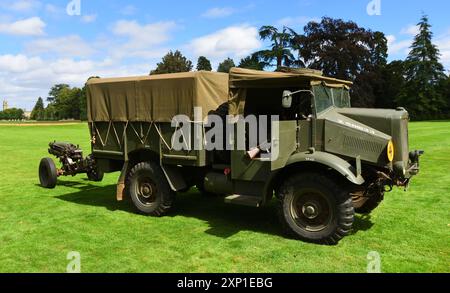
[39, 157, 57, 188]
[127, 162, 175, 216]
[277, 172, 354, 245]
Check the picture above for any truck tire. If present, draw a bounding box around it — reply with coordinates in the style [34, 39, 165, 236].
[277, 172, 354, 245]
[354, 191, 384, 214]
[39, 157, 57, 188]
[127, 161, 175, 216]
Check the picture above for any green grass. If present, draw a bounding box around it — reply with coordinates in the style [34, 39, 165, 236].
[0, 122, 449, 272]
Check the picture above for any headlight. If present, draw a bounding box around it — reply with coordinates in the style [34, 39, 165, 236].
[387, 140, 394, 162]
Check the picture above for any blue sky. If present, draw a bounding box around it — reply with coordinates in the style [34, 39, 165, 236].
[0, 0, 449, 110]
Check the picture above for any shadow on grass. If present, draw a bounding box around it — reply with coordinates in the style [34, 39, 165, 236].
[351, 214, 374, 234]
[54, 180, 135, 213]
[55, 180, 374, 239]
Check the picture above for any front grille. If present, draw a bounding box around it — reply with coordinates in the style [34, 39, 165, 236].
[343, 135, 384, 153]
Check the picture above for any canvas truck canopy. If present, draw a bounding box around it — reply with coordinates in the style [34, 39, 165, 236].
[228, 67, 353, 115]
[86, 71, 229, 122]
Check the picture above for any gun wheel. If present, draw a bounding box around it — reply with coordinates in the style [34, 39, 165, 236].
[39, 157, 57, 189]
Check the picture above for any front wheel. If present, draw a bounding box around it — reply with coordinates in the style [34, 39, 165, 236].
[277, 172, 354, 245]
[127, 161, 175, 216]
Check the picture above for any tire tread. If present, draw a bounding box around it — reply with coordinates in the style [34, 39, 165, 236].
[277, 172, 354, 245]
[127, 161, 175, 216]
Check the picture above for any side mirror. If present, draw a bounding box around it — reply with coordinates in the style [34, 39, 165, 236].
[282, 90, 292, 108]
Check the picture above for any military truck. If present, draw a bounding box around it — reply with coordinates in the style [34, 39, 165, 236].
[38, 68, 422, 244]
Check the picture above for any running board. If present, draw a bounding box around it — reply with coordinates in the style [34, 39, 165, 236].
[224, 194, 261, 207]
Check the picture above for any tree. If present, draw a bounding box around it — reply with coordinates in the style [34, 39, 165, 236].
[196, 56, 212, 71]
[44, 104, 57, 121]
[217, 58, 235, 73]
[0, 108, 24, 120]
[238, 54, 265, 70]
[79, 76, 99, 121]
[31, 97, 45, 120]
[292, 17, 387, 79]
[254, 26, 294, 70]
[150, 50, 193, 75]
[445, 75, 450, 116]
[397, 15, 447, 119]
[45, 84, 83, 120]
[290, 17, 388, 107]
[375, 60, 407, 109]
[47, 84, 69, 103]
[55, 87, 82, 120]
[79, 86, 87, 121]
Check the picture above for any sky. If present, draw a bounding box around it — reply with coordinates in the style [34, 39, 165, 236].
[0, 0, 449, 110]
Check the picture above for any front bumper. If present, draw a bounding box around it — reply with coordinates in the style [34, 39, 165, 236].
[389, 150, 424, 187]
[391, 149, 423, 187]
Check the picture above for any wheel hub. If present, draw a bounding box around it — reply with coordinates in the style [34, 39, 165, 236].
[140, 182, 154, 199]
[302, 202, 319, 219]
[290, 189, 332, 232]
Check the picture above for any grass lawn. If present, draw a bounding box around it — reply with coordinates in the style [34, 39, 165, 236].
[0, 121, 448, 272]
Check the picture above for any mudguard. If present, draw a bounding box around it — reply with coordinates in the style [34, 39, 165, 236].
[285, 151, 365, 185]
[160, 164, 188, 191]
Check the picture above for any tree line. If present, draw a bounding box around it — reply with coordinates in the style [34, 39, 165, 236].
[0, 108, 24, 120]
[29, 83, 88, 121]
[29, 15, 449, 121]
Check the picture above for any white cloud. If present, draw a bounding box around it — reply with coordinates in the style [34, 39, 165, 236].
[386, 24, 419, 59]
[112, 20, 176, 48]
[0, 24, 259, 110]
[202, 7, 234, 18]
[400, 24, 420, 36]
[387, 26, 450, 71]
[0, 54, 156, 109]
[44, 4, 58, 14]
[188, 25, 262, 59]
[121, 5, 136, 15]
[25, 35, 95, 57]
[386, 34, 412, 56]
[1, 0, 41, 12]
[0, 54, 44, 73]
[0, 17, 45, 36]
[277, 16, 320, 27]
[121, 48, 172, 59]
[435, 31, 450, 70]
[109, 20, 177, 60]
[81, 14, 97, 23]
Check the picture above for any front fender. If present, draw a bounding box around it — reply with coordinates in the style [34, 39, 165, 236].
[286, 151, 365, 185]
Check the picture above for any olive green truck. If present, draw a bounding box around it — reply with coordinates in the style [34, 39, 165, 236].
[39, 68, 422, 244]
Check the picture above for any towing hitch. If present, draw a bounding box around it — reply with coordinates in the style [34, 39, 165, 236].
[408, 150, 424, 176]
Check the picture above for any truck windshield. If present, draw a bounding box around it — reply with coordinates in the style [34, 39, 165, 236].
[312, 84, 351, 114]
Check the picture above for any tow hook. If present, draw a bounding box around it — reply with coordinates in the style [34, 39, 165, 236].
[410, 150, 424, 162]
[409, 150, 424, 175]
